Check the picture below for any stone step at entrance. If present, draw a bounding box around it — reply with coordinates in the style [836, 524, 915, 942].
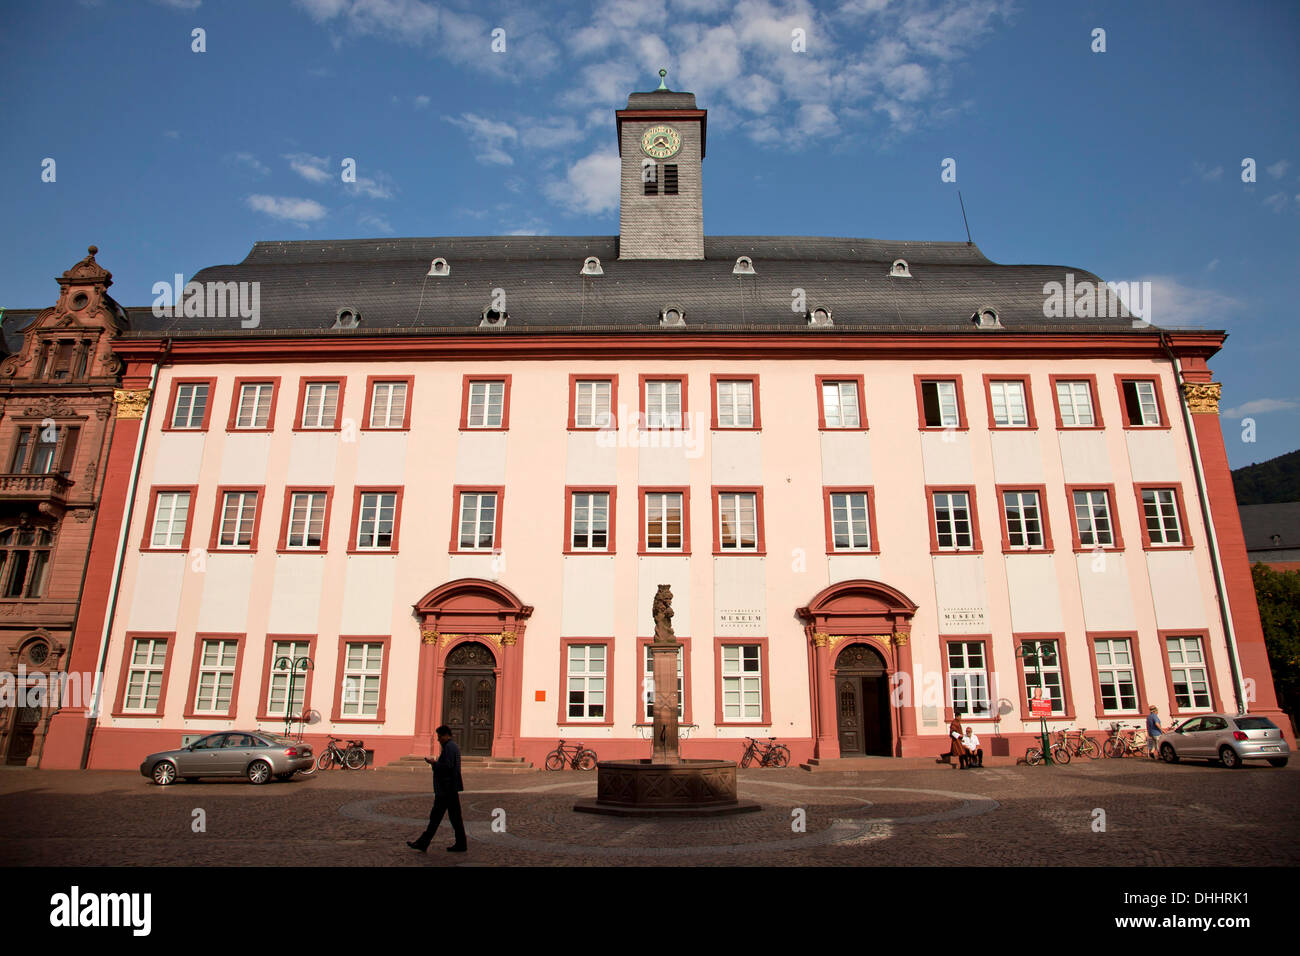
[377, 754, 535, 774]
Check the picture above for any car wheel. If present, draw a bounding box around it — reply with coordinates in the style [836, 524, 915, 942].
[1160, 743, 1178, 764]
[1267, 757, 1288, 768]
[247, 760, 272, 785]
[152, 761, 178, 786]
[1218, 746, 1241, 769]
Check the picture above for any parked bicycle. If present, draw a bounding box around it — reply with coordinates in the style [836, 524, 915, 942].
[1024, 739, 1071, 766]
[1052, 726, 1103, 759]
[1102, 723, 1149, 758]
[311, 736, 367, 771]
[545, 739, 598, 770]
[739, 737, 791, 768]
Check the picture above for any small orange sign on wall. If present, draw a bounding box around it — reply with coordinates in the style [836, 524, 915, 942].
[535, 690, 546, 702]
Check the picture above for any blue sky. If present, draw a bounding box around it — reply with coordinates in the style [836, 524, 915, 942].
[1, 0, 1296, 468]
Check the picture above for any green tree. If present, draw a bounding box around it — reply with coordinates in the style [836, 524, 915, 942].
[1252, 562, 1300, 722]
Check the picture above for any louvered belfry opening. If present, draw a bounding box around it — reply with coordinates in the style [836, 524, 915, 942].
[663, 164, 679, 194]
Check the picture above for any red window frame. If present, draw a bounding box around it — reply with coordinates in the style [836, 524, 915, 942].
[1133, 483, 1193, 550]
[557, 637, 616, 726]
[1012, 633, 1075, 721]
[711, 486, 766, 555]
[914, 375, 968, 431]
[276, 487, 335, 553]
[449, 485, 505, 554]
[713, 637, 771, 727]
[348, 486, 405, 554]
[1065, 483, 1125, 552]
[638, 486, 691, 555]
[1048, 374, 1104, 430]
[459, 374, 512, 431]
[362, 375, 414, 431]
[925, 485, 983, 554]
[710, 374, 761, 430]
[821, 486, 880, 554]
[257, 634, 318, 722]
[1085, 631, 1149, 720]
[161, 377, 217, 432]
[939, 635, 996, 723]
[225, 377, 281, 432]
[182, 632, 247, 720]
[1157, 629, 1222, 718]
[567, 374, 619, 431]
[1115, 374, 1172, 430]
[814, 374, 868, 431]
[208, 485, 266, 553]
[563, 486, 617, 554]
[982, 375, 1038, 430]
[140, 484, 199, 552]
[638, 374, 688, 430]
[331, 635, 392, 723]
[111, 632, 175, 717]
[293, 377, 346, 432]
[994, 483, 1054, 552]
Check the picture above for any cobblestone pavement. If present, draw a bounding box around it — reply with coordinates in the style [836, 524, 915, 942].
[2, 760, 1296, 867]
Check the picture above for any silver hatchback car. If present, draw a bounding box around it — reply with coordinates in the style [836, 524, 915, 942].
[1158, 713, 1290, 768]
[140, 731, 315, 785]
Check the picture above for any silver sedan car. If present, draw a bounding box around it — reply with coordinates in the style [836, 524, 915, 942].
[1157, 713, 1290, 768]
[140, 731, 315, 785]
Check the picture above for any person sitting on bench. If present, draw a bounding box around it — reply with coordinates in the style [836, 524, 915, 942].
[960, 727, 983, 768]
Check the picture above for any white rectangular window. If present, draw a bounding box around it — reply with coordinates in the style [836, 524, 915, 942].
[458, 492, 497, 550]
[643, 644, 684, 721]
[368, 381, 407, 429]
[947, 642, 990, 717]
[644, 380, 682, 428]
[286, 492, 327, 549]
[574, 380, 612, 428]
[644, 493, 683, 551]
[170, 382, 209, 429]
[1021, 640, 1065, 715]
[1055, 381, 1095, 427]
[1094, 638, 1138, 713]
[989, 380, 1029, 427]
[267, 640, 310, 718]
[922, 380, 960, 427]
[566, 644, 606, 719]
[716, 380, 754, 428]
[235, 382, 274, 429]
[1166, 636, 1212, 711]
[123, 638, 168, 712]
[1073, 490, 1114, 547]
[1142, 488, 1183, 546]
[717, 492, 758, 551]
[341, 643, 383, 717]
[721, 645, 762, 721]
[356, 492, 397, 550]
[467, 380, 505, 428]
[193, 639, 239, 713]
[570, 492, 610, 551]
[933, 491, 973, 549]
[829, 492, 871, 550]
[1002, 490, 1045, 549]
[821, 381, 861, 428]
[218, 491, 258, 549]
[150, 491, 190, 548]
[300, 382, 339, 428]
[1122, 380, 1160, 426]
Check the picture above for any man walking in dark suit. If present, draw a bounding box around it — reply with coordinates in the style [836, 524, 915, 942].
[407, 725, 467, 853]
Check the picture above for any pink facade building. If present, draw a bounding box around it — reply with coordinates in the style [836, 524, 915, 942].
[42, 87, 1288, 770]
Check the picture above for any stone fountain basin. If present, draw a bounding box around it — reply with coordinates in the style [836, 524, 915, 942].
[573, 759, 762, 817]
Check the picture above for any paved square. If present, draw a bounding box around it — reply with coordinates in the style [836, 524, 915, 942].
[2, 760, 1296, 867]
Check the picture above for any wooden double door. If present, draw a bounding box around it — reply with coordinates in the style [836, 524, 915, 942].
[440, 642, 496, 756]
[834, 644, 893, 757]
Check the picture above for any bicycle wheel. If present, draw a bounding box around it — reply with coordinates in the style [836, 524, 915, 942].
[577, 751, 598, 771]
[1051, 744, 1071, 765]
[344, 747, 367, 770]
[298, 754, 317, 776]
[544, 752, 565, 771]
[739, 750, 753, 768]
[317, 751, 336, 771]
[1102, 738, 1121, 758]
[769, 746, 791, 768]
[1079, 736, 1102, 759]
[1025, 747, 1042, 766]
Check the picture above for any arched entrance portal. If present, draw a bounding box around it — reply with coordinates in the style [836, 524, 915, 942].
[441, 642, 497, 756]
[798, 579, 919, 760]
[413, 579, 533, 759]
[834, 643, 891, 757]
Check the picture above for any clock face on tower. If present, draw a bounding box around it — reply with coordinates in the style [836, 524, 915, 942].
[640, 125, 681, 159]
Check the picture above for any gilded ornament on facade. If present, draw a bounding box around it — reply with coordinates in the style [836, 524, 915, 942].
[420, 629, 439, 645]
[811, 632, 830, 647]
[1182, 382, 1222, 415]
[114, 388, 151, 420]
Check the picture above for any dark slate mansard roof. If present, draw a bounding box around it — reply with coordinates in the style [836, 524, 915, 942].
[121, 235, 1153, 338]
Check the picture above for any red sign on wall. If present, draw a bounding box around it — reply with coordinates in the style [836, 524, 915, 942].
[1030, 692, 1052, 717]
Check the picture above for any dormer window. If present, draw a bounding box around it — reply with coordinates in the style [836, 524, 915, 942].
[428, 258, 450, 277]
[890, 259, 911, 278]
[973, 308, 1001, 329]
[581, 257, 603, 276]
[733, 256, 755, 275]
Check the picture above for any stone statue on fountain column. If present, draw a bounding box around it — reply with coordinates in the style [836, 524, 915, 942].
[650, 584, 680, 764]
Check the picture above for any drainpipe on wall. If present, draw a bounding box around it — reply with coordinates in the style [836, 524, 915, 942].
[1158, 332, 1246, 715]
[79, 348, 164, 767]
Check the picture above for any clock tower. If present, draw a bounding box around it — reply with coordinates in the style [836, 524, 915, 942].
[617, 72, 706, 260]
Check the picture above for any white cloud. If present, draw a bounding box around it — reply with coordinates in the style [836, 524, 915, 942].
[1263, 192, 1289, 212]
[1222, 398, 1299, 418]
[1266, 159, 1290, 179]
[1206, 258, 1219, 271]
[1129, 275, 1242, 326]
[445, 113, 519, 166]
[246, 195, 328, 222]
[358, 211, 394, 234]
[347, 170, 396, 200]
[1193, 162, 1223, 182]
[413, 94, 431, 109]
[228, 152, 270, 176]
[543, 148, 620, 215]
[284, 153, 332, 184]
[152, 0, 202, 9]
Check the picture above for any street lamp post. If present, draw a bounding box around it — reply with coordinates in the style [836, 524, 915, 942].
[273, 655, 313, 739]
[1016, 641, 1054, 765]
